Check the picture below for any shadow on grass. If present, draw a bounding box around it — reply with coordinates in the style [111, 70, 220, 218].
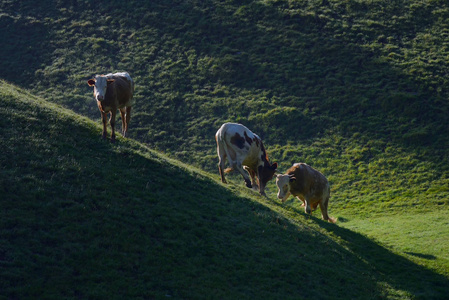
[215, 179, 449, 299]
[316, 218, 449, 299]
[405, 252, 437, 260]
[2, 88, 448, 299]
[267, 195, 449, 299]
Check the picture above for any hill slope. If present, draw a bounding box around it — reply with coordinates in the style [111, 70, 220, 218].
[1, 81, 449, 299]
[1, 0, 449, 217]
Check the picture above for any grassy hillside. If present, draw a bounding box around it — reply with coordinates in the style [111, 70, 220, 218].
[2, 0, 449, 297]
[1, 0, 449, 218]
[1, 80, 449, 299]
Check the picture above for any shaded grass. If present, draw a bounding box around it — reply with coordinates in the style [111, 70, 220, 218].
[1, 81, 449, 299]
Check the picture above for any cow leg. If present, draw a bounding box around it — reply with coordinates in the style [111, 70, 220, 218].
[119, 108, 126, 137]
[109, 110, 116, 143]
[218, 159, 227, 184]
[296, 196, 306, 207]
[256, 174, 268, 197]
[319, 196, 335, 223]
[235, 164, 252, 188]
[101, 111, 108, 139]
[303, 197, 312, 215]
[244, 166, 258, 191]
[256, 175, 267, 197]
[216, 138, 228, 184]
[319, 201, 329, 221]
[125, 106, 131, 137]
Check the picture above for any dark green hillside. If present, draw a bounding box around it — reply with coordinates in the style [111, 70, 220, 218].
[2, 80, 449, 299]
[1, 0, 449, 216]
[1, 0, 449, 143]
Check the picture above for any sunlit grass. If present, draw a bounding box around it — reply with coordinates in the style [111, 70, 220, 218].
[341, 210, 449, 277]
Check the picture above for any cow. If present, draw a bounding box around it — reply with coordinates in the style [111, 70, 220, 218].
[276, 163, 336, 223]
[87, 72, 134, 143]
[215, 122, 278, 196]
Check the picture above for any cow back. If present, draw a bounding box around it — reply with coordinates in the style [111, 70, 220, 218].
[221, 123, 265, 169]
[288, 163, 329, 200]
[104, 76, 134, 109]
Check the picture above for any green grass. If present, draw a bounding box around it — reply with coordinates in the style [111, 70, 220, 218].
[1, 0, 448, 214]
[2, 0, 449, 298]
[342, 210, 449, 278]
[1, 81, 449, 299]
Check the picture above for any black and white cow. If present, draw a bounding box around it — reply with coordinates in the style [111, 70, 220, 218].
[215, 123, 277, 196]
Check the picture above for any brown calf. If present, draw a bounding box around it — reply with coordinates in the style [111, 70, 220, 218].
[87, 72, 134, 142]
[276, 163, 336, 223]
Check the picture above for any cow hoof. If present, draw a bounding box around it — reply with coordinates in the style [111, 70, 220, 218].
[245, 181, 252, 188]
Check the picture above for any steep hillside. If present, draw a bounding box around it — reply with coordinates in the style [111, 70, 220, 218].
[1, 0, 449, 217]
[1, 81, 449, 298]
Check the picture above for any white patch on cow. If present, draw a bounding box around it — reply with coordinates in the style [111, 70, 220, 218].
[91, 75, 108, 101]
[107, 72, 133, 84]
[216, 122, 277, 195]
[90, 72, 133, 102]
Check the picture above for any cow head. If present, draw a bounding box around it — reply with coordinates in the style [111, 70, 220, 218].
[275, 174, 295, 202]
[87, 75, 115, 101]
[258, 162, 278, 195]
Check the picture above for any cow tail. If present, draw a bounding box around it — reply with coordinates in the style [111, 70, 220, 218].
[327, 198, 337, 223]
[224, 167, 233, 173]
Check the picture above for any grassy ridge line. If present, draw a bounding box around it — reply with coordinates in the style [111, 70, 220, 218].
[1, 0, 447, 217]
[2, 80, 449, 299]
[0, 79, 208, 180]
[0, 79, 357, 298]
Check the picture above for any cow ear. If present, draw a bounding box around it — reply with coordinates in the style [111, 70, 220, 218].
[87, 79, 96, 86]
[271, 162, 278, 170]
[107, 79, 115, 84]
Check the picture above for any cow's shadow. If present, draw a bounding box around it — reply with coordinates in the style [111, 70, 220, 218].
[224, 184, 449, 298]
[298, 209, 449, 299]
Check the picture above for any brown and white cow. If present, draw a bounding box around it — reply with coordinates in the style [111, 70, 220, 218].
[215, 122, 277, 196]
[87, 72, 134, 143]
[276, 163, 336, 223]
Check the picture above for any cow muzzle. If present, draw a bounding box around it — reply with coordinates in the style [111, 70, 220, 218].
[277, 193, 289, 203]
